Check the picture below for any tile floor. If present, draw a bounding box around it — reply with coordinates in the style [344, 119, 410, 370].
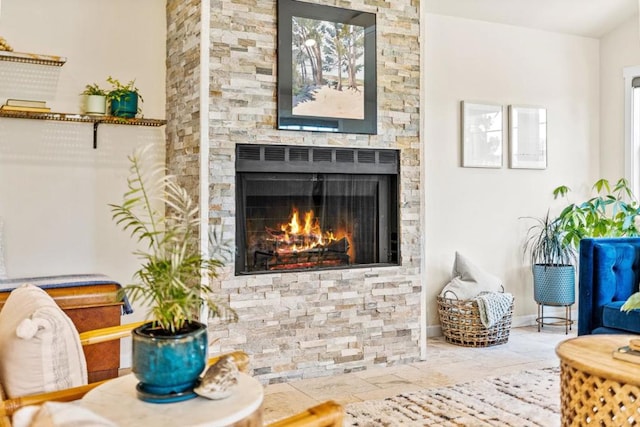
[261, 325, 576, 423]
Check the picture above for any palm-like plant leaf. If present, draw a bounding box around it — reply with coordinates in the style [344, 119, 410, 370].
[111, 146, 236, 333]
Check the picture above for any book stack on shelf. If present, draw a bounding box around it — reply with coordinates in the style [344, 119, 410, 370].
[613, 338, 640, 364]
[0, 99, 51, 113]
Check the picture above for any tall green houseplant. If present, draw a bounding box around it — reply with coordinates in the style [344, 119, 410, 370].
[110, 145, 236, 402]
[522, 211, 577, 321]
[553, 178, 640, 249]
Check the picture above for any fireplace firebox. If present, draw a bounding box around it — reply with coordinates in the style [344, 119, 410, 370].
[235, 144, 399, 274]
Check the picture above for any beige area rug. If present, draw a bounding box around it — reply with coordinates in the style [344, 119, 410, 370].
[344, 367, 560, 426]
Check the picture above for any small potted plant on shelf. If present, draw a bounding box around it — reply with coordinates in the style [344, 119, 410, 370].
[80, 83, 107, 115]
[522, 211, 577, 307]
[106, 76, 143, 118]
[110, 145, 237, 403]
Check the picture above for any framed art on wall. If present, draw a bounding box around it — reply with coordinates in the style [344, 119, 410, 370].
[461, 101, 503, 168]
[277, 0, 377, 134]
[509, 105, 547, 169]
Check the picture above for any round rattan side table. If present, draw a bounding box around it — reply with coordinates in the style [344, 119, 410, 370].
[556, 334, 640, 426]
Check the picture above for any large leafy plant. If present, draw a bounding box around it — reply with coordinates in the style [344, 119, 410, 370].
[553, 178, 640, 249]
[110, 146, 236, 334]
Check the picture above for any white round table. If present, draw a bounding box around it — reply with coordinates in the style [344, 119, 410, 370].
[81, 372, 263, 427]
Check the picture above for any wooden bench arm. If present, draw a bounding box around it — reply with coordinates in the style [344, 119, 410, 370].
[0, 381, 107, 417]
[78, 321, 146, 346]
[266, 400, 344, 427]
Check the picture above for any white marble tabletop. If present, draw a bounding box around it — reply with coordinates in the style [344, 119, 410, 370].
[81, 372, 264, 427]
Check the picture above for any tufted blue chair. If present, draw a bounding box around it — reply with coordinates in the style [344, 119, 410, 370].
[578, 237, 640, 335]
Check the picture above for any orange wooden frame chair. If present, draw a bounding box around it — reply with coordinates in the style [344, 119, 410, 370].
[0, 321, 249, 427]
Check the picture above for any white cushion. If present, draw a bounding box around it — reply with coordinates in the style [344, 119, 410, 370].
[13, 402, 117, 427]
[440, 252, 503, 300]
[0, 284, 87, 398]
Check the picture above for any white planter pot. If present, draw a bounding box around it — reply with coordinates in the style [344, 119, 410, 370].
[83, 95, 107, 115]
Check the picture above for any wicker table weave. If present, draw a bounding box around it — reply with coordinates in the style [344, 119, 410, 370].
[556, 334, 640, 426]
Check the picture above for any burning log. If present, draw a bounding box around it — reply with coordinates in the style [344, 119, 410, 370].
[252, 237, 350, 271]
[249, 207, 353, 271]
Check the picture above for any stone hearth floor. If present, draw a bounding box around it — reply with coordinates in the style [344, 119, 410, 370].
[262, 325, 575, 423]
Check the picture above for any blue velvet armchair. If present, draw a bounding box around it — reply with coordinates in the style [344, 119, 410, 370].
[578, 237, 640, 335]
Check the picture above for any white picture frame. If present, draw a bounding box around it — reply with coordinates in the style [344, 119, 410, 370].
[461, 101, 503, 168]
[509, 105, 547, 169]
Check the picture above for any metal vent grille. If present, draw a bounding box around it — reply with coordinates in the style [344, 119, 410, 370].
[358, 150, 376, 163]
[379, 151, 397, 164]
[289, 148, 309, 162]
[236, 144, 398, 174]
[336, 150, 355, 163]
[237, 145, 261, 161]
[265, 146, 285, 161]
[313, 149, 332, 162]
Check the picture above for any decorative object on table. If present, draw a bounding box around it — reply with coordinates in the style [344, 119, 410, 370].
[508, 105, 547, 169]
[81, 83, 107, 115]
[438, 252, 513, 347]
[277, 0, 377, 134]
[612, 338, 640, 364]
[106, 76, 143, 118]
[460, 101, 503, 168]
[521, 211, 576, 333]
[193, 355, 239, 400]
[0, 37, 12, 52]
[110, 145, 237, 403]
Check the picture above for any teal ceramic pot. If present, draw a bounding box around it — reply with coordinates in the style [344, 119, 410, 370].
[132, 321, 207, 403]
[110, 91, 138, 118]
[533, 264, 575, 305]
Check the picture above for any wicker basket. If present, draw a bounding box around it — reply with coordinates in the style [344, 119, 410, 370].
[437, 296, 513, 347]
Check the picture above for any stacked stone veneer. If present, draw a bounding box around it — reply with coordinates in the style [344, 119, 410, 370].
[167, 0, 421, 383]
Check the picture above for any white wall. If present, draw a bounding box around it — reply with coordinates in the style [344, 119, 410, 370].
[424, 14, 600, 330]
[0, 0, 167, 364]
[600, 16, 640, 180]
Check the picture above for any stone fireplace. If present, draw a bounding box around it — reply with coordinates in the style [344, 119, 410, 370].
[166, 0, 421, 383]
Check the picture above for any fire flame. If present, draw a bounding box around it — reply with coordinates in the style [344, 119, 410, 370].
[274, 207, 349, 256]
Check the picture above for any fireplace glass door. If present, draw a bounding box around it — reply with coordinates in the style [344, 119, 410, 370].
[235, 145, 399, 274]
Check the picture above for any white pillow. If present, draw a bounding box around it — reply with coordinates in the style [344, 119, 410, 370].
[0, 284, 87, 398]
[440, 252, 503, 300]
[13, 402, 117, 427]
[0, 217, 7, 279]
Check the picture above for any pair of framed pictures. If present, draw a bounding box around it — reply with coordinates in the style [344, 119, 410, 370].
[461, 101, 547, 169]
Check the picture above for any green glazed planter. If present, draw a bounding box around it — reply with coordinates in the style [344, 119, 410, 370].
[132, 321, 207, 403]
[110, 91, 138, 118]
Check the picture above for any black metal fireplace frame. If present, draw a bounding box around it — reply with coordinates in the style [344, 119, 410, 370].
[235, 144, 400, 275]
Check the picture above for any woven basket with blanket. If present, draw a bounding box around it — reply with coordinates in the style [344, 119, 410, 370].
[437, 252, 514, 347]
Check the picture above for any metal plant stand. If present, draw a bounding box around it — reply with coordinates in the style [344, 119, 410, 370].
[536, 302, 573, 334]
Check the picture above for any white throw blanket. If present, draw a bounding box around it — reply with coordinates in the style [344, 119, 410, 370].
[475, 292, 513, 328]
